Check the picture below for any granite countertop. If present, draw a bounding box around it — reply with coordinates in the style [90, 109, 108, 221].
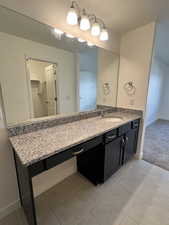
[10, 112, 141, 166]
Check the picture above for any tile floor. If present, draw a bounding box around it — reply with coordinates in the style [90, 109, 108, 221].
[1, 159, 169, 225]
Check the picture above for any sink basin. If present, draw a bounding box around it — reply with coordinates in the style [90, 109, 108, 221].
[102, 117, 124, 123]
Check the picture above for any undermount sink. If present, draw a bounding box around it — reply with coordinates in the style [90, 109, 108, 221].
[102, 116, 124, 123]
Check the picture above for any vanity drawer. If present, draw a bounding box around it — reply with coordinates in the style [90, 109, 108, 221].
[45, 148, 73, 170]
[45, 136, 103, 170]
[105, 129, 117, 143]
[82, 136, 103, 151]
[70, 136, 103, 157]
[118, 122, 131, 136]
[28, 161, 45, 177]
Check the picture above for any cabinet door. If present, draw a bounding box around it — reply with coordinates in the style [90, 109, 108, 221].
[77, 144, 104, 185]
[123, 128, 139, 164]
[104, 137, 122, 181]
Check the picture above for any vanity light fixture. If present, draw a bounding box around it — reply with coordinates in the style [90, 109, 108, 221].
[78, 38, 86, 43]
[91, 22, 101, 36]
[80, 9, 90, 31]
[66, 33, 74, 38]
[54, 28, 64, 35]
[87, 42, 94, 47]
[100, 28, 109, 41]
[66, 1, 109, 41]
[52, 28, 64, 39]
[66, 1, 78, 25]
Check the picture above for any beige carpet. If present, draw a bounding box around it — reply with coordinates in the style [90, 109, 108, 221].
[143, 119, 169, 171]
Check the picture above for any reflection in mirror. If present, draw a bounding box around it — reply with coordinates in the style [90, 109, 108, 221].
[79, 48, 97, 111]
[27, 59, 58, 118]
[0, 6, 119, 126]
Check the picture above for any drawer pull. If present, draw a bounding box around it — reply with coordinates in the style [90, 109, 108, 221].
[73, 149, 84, 156]
[107, 135, 116, 139]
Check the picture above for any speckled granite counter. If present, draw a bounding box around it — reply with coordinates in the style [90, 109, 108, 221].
[10, 111, 141, 166]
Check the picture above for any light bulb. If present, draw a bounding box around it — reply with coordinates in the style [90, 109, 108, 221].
[67, 7, 78, 25]
[66, 33, 74, 38]
[100, 28, 109, 41]
[78, 38, 85, 43]
[54, 28, 64, 35]
[80, 15, 90, 31]
[91, 22, 101, 36]
[87, 42, 94, 47]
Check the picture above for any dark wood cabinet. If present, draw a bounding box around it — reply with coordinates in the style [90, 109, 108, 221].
[104, 136, 122, 181]
[123, 122, 139, 164]
[77, 144, 104, 185]
[77, 119, 140, 184]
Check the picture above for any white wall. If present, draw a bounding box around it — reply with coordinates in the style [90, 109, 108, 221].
[0, 86, 19, 219]
[117, 23, 155, 111]
[0, 32, 77, 125]
[97, 48, 119, 107]
[145, 57, 166, 126]
[117, 23, 156, 158]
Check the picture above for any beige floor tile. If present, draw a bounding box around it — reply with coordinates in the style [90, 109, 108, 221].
[76, 213, 101, 225]
[35, 197, 61, 225]
[0, 210, 22, 225]
[119, 216, 138, 225]
[1, 160, 169, 225]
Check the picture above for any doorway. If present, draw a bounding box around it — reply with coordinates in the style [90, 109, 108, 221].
[26, 58, 58, 119]
[143, 21, 169, 171]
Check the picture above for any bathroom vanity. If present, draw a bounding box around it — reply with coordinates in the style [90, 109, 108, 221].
[0, 7, 142, 225]
[10, 110, 141, 225]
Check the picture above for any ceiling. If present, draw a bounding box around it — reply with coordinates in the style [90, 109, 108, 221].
[76, 0, 168, 33]
[0, 0, 168, 34]
[154, 21, 169, 65]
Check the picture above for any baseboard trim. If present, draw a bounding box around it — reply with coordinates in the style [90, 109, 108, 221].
[146, 118, 158, 127]
[0, 199, 20, 220]
[135, 151, 143, 160]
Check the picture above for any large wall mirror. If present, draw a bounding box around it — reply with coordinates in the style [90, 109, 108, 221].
[0, 6, 119, 126]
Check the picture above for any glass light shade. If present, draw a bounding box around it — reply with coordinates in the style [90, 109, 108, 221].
[66, 33, 74, 38]
[54, 28, 64, 35]
[78, 38, 85, 42]
[67, 8, 78, 25]
[87, 42, 94, 47]
[80, 15, 90, 30]
[91, 22, 101, 36]
[100, 29, 109, 41]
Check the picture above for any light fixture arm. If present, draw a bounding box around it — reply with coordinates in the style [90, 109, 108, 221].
[88, 14, 106, 29]
[97, 18, 106, 29]
[71, 1, 81, 15]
